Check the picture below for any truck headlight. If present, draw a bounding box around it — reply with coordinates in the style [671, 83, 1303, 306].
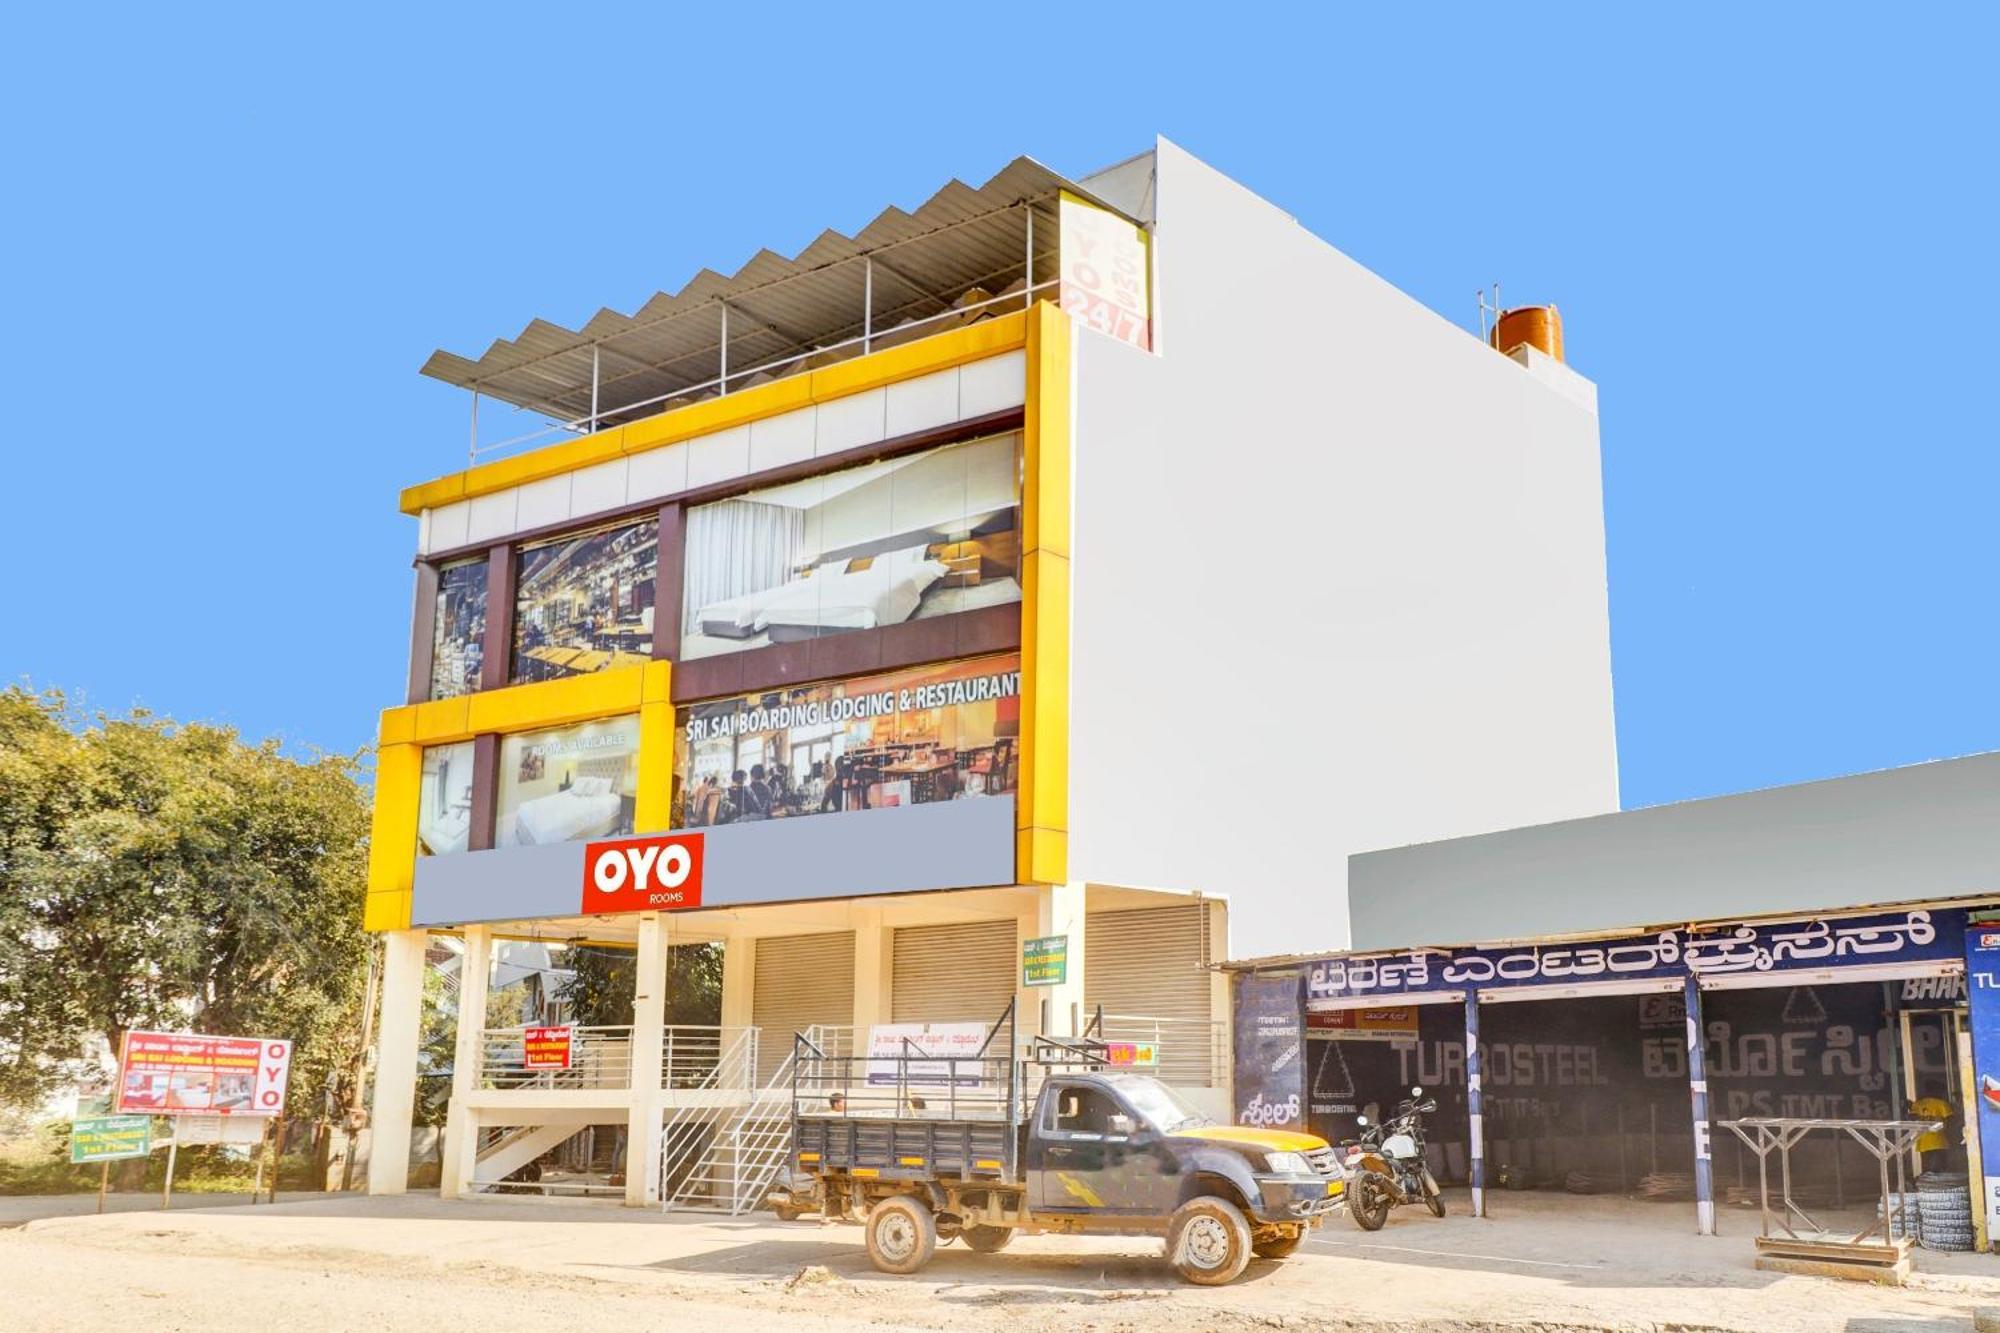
[1263, 1151, 1314, 1176]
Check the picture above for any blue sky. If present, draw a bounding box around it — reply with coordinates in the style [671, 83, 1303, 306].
[1, 7, 1992, 810]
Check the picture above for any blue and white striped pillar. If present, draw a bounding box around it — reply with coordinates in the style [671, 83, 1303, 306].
[1465, 990, 1485, 1219]
[1684, 974, 1715, 1236]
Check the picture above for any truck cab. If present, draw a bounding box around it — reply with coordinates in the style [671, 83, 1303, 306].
[1029, 1072, 1343, 1225]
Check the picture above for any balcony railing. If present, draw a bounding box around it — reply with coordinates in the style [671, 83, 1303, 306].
[477, 1025, 634, 1090]
[469, 282, 1058, 465]
[468, 1018, 1223, 1094]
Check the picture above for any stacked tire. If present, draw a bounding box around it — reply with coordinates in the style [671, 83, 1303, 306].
[1916, 1172, 1973, 1252]
[1878, 1191, 1921, 1242]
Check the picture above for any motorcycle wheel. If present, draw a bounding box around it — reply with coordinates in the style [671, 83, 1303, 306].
[1422, 1169, 1446, 1218]
[1349, 1173, 1392, 1231]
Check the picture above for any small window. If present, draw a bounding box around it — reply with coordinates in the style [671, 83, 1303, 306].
[1048, 1085, 1119, 1136]
[429, 558, 488, 699]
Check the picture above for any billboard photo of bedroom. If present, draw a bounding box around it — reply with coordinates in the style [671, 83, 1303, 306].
[675, 653, 1020, 828]
[512, 517, 658, 684]
[679, 432, 1021, 661]
[417, 740, 475, 856]
[495, 715, 640, 846]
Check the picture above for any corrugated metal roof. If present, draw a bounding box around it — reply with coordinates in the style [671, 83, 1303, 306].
[423, 156, 1118, 428]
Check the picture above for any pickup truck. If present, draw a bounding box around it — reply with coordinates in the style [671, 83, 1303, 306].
[777, 1010, 1344, 1285]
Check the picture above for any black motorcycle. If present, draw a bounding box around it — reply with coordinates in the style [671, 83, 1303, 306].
[1341, 1086, 1444, 1230]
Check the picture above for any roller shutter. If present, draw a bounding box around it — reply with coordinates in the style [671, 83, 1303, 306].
[1086, 904, 1217, 1087]
[751, 931, 855, 1084]
[891, 920, 1018, 1027]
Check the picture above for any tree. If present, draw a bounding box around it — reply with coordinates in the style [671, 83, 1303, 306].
[0, 687, 372, 1131]
[553, 940, 722, 1028]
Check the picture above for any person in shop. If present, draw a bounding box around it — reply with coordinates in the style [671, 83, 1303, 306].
[744, 764, 774, 820]
[768, 760, 793, 814]
[718, 770, 749, 824]
[1911, 1087, 1964, 1173]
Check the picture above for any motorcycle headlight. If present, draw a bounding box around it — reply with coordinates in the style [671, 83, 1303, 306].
[1263, 1151, 1314, 1176]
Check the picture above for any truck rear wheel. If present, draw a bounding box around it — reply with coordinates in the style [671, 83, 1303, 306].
[1166, 1195, 1252, 1285]
[962, 1224, 1014, 1253]
[865, 1195, 937, 1275]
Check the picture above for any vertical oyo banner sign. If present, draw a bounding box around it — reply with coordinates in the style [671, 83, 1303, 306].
[1058, 191, 1151, 351]
[1965, 926, 2000, 1246]
[1232, 972, 1305, 1129]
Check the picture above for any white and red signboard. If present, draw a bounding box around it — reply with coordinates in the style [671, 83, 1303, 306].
[865, 1022, 990, 1088]
[1058, 190, 1151, 351]
[522, 1025, 574, 1071]
[579, 832, 704, 915]
[117, 1031, 292, 1117]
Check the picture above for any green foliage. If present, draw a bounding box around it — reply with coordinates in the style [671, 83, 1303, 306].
[553, 941, 721, 1027]
[0, 687, 372, 1126]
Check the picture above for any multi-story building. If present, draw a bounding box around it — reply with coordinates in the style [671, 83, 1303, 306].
[363, 138, 1620, 1205]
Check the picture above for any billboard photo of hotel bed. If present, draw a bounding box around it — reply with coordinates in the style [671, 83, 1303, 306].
[675, 654, 1020, 827]
[678, 431, 1021, 660]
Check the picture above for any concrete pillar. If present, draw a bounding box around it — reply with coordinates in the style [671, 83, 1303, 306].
[1465, 991, 1486, 1219]
[1685, 975, 1716, 1236]
[1018, 882, 1087, 1041]
[721, 935, 755, 1072]
[440, 925, 492, 1198]
[367, 928, 428, 1195]
[626, 912, 668, 1206]
[852, 908, 893, 1038]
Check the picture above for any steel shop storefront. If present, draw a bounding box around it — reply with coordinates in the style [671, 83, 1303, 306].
[1233, 904, 1994, 1237]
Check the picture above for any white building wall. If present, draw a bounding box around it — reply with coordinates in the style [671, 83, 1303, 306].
[1067, 140, 1619, 959]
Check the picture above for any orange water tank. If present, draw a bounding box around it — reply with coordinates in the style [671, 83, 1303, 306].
[1491, 305, 1564, 362]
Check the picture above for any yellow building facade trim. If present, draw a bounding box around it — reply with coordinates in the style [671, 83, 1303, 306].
[1017, 303, 1071, 886]
[400, 310, 1032, 516]
[371, 312, 1073, 929]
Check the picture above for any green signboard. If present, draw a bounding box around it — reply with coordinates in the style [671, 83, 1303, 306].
[1023, 935, 1068, 986]
[71, 1115, 152, 1164]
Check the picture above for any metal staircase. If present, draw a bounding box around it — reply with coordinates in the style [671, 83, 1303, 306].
[661, 1026, 847, 1215]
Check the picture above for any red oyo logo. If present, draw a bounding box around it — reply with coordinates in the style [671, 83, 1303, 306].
[581, 834, 704, 914]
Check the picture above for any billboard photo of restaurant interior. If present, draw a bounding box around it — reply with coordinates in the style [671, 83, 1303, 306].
[675, 654, 1020, 828]
[512, 517, 658, 683]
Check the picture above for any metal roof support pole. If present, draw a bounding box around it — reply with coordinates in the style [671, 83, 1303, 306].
[589, 345, 601, 433]
[1024, 207, 1034, 307]
[718, 301, 729, 395]
[862, 257, 873, 354]
[469, 390, 480, 464]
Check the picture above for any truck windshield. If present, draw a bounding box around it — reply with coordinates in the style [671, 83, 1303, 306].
[1111, 1076, 1213, 1132]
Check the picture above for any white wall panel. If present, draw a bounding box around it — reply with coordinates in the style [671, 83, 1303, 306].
[815, 388, 887, 456]
[1066, 141, 1618, 960]
[514, 473, 571, 531]
[627, 441, 689, 503]
[465, 489, 519, 544]
[748, 407, 815, 472]
[686, 425, 751, 489]
[959, 349, 1026, 418]
[427, 501, 470, 554]
[885, 367, 959, 438]
[569, 457, 628, 519]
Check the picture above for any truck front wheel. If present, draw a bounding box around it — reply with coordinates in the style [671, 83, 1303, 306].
[1166, 1195, 1252, 1285]
[866, 1196, 938, 1275]
[962, 1224, 1015, 1252]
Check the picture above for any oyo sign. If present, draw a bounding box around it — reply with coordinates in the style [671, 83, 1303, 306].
[580, 833, 704, 914]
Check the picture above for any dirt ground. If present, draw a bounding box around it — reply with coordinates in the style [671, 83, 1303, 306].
[7, 1189, 2000, 1332]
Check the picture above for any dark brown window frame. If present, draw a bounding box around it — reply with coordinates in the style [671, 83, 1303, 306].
[407, 407, 1025, 691]
[399, 407, 1027, 835]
